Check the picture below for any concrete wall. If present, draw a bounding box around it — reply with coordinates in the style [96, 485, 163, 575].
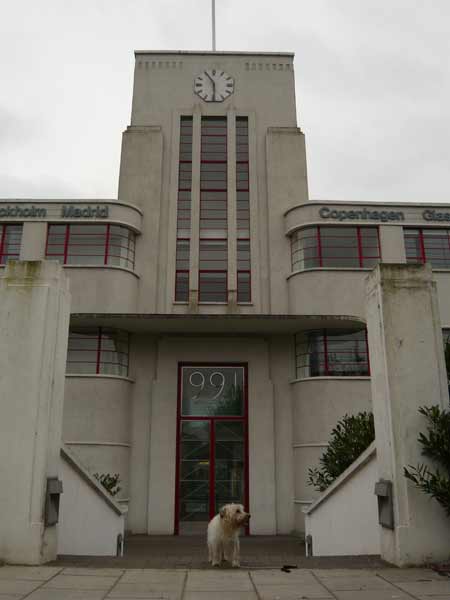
[291, 378, 372, 531]
[59, 448, 125, 556]
[63, 376, 133, 503]
[305, 444, 379, 556]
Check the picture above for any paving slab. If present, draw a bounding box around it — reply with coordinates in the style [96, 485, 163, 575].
[43, 574, 119, 590]
[107, 581, 183, 598]
[315, 574, 395, 591]
[395, 579, 450, 596]
[250, 569, 318, 585]
[332, 591, 412, 600]
[0, 579, 42, 595]
[185, 569, 254, 591]
[120, 569, 187, 584]
[26, 590, 107, 600]
[0, 566, 63, 580]
[61, 568, 125, 577]
[255, 583, 333, 599]
[183, 593, 258, 600]
[379, 568, 445, 582]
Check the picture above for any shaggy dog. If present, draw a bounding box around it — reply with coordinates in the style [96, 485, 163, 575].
[207, 503, 250, 567]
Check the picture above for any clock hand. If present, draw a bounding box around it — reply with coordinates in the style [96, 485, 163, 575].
[204, 71, 216, 101]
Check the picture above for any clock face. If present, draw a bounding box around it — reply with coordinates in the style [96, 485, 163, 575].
[194, 69, 234, 102]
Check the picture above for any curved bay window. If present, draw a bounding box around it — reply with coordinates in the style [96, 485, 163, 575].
[0, 224, 22, 264]
[67, 328, 129, 376]
[405, 228, 450, 268]
[46, 224, 136, 269]
[295, 329, 370, 379]
[291, 226, 380, 271]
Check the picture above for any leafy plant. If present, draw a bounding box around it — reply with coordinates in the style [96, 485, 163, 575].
[93, 472, 121, 497]
[403, 405, 450, 516]
[308, 411, 375, 492]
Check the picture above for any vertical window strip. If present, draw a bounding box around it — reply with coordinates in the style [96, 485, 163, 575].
[199, 116, 228, 302]
[175, 116, 193, 301]
[236, 117, 250, 301]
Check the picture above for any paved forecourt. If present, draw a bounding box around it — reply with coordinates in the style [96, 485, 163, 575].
[1, 566, 450, 599]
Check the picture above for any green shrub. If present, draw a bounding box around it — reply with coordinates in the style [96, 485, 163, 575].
[308, 411, 375, 492]
[93, 472, 121, 497]
[403, 405, 450, 516]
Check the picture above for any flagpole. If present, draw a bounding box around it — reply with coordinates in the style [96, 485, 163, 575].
[212, 0, 216, 51]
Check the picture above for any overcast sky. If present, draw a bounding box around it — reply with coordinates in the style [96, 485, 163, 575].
[1, 0, 449, 203]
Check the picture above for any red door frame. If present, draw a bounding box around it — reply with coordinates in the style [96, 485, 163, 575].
[174, 362, 249, 535]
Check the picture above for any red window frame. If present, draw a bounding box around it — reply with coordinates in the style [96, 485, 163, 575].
[291, 225, 381, 271]
[200, 117, 228, 235]
[404, 228, 450, 268]
[45, 223, 135, 269]
[295, 329, 370, 378]
[174, 362, 249, 535]
[0, 224, 22, 264]
[66, 327, 130, 376]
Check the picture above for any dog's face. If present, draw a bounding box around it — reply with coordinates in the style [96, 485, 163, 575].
[219, 503, 250, 528]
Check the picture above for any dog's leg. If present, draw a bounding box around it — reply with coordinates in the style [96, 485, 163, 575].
[208, 542, 212, 564]
[211, 542, 221, 567]
[231, 537, 240, 568]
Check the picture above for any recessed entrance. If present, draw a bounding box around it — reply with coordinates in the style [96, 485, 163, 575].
[175, 364, 249, 535]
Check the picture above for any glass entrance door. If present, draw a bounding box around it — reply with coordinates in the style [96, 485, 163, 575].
[175, 364, 248, 535]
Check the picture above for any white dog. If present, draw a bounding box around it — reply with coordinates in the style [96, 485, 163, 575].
[207, 503, 250, 567]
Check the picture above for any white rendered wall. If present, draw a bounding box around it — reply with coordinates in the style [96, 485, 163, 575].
[305, 445, 379, 556]
[0, 261, 70, 564]
[63, 376, 133, 503]
[58, 451, 125, 556]
[291, 378, 372, 531]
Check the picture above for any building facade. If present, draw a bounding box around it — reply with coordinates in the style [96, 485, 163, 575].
[2, 51, 450, 536]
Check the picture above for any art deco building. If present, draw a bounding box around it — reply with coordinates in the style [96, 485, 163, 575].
[2, 50, 450, 535]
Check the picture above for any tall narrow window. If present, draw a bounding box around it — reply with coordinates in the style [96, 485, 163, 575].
[236, 117, 251, 302]
[175, 116, 193, 301]
[0, 224, 22, 264]
[199, 117, 227, 302]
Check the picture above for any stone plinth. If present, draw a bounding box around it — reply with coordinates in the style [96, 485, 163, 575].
[0, 261, 70, 564]
[366, 263, 450, 566]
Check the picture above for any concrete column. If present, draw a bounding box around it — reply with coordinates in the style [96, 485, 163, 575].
[379, 225, 406, 263]
[366, 263, 450, 566]
[0, 261, 70, 564]
[19, 222, 48, 260]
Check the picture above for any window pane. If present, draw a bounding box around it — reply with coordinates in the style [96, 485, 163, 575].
[199, 271, 227, 302]
[0, 224, 23, 263]
[66, 328, 129, 376]
[295, 329, 369, 378]
[181, 366, 244, 416]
